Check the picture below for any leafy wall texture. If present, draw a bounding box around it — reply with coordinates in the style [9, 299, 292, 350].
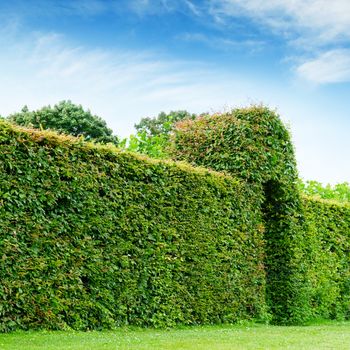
[0, 107, 349, 330]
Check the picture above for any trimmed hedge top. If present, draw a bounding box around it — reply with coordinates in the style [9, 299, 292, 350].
[171, 105, 298, 184]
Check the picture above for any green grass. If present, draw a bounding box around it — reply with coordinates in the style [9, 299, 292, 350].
[1, 321, 350, 350]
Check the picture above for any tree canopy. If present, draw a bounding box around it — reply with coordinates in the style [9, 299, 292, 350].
[299, 180, 350, 203]
[134, 110, 197, 137]
[121, 110, 198, 159]
[8, 100, 118, 145]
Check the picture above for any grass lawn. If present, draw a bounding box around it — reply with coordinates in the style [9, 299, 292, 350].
[1, 321, 350, 350]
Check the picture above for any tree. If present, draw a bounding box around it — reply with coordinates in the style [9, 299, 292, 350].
[134, 110, 197, 137]
[7, 101, 119, 145]
[121, 110, 198, 159]
[298, 180, 350, 203]
[120, 131, 170, 159]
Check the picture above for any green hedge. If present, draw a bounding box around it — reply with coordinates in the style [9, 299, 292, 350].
[0, 121, 267, 331]
[170, 106, 350, 324]
[303, 197, 350, 319]
[1, 106, 349, 331]
[171, 106, 310, 324]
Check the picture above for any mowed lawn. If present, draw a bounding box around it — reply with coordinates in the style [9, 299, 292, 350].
[1, 321, 350, 350]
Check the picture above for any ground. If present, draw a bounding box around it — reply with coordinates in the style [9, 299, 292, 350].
[1, 320, 349, 349]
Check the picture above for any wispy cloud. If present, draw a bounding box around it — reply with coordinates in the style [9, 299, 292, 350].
[296, 49, 350, 84]
[184, 0, 202, 16]
[0, 26, 263, 136]
[209, 0, 350, 46]
[208, 0, 350, 83]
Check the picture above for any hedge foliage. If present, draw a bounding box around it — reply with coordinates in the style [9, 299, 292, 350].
[303, 197, 350, 320]
[170, 106, 350, 323]
[299, 180, 350, 203]
[1, 105, 349, 330]
[171, 106, 312, 324]
[0, 120, 267, 331]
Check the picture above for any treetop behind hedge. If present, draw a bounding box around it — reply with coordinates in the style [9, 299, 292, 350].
[7, 100, 119, 145]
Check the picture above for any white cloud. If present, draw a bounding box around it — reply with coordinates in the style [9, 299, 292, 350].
[209, 1, 350, 84]
[0, 28, 258, 136]
[184, 0, 202, 16]
[210, 0, 350, 46]
[297, 49, 350, 84]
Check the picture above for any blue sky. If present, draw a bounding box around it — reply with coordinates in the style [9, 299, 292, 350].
[1, 0, 349, 184]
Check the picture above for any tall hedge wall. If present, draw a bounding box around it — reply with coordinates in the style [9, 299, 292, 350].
[1, 108, 349, 331]
[170, 106, 350, 324]
[170, 106, 310, 324]
[0, 120, 267, 331]
[303, 197, 350, 320]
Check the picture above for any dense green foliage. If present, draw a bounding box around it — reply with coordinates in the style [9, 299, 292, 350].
[303, 197, 350, 320]
[0, 105, 349, 331]
[170, 106, 311, 324]
[299, 180, 350, 203]
[170, 106, 350, 323]
[7, 101, 118, 145]
[0, 120, 267, 331]
[170, 107, 297, 183]
[119, 131, 169, 159]
[135, 110, 197, 137]
[121, 111, 198, 159]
